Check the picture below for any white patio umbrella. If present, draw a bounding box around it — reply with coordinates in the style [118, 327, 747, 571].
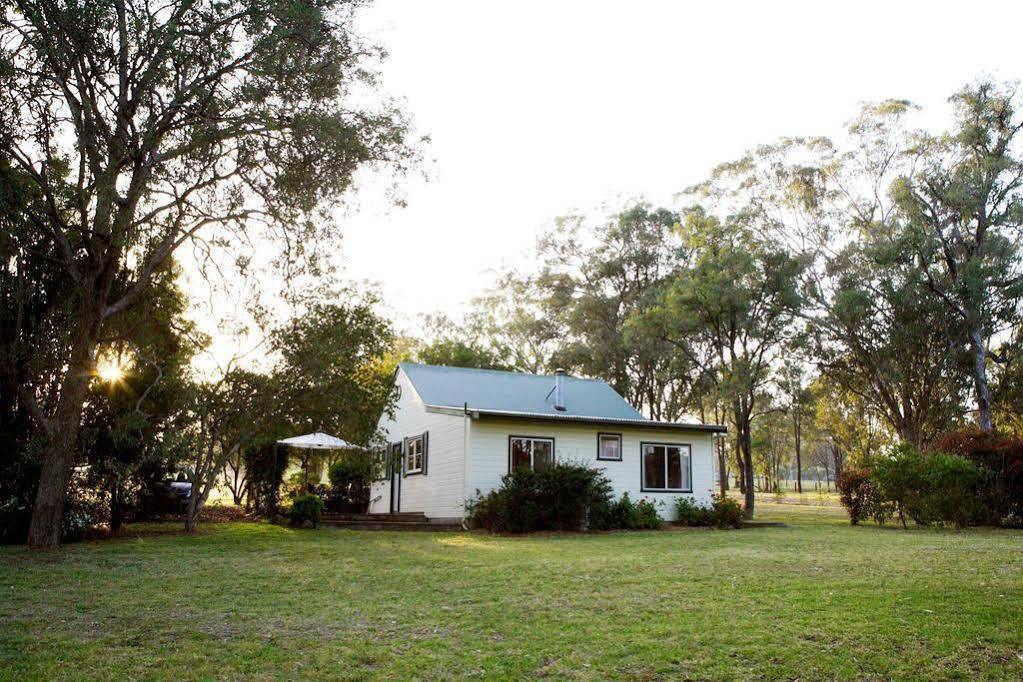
[276, 432, 359, 450]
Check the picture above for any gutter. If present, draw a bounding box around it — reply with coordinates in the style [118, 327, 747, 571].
[451, 405, 728, 433]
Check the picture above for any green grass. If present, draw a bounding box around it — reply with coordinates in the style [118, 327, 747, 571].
[2, 505, 1021, 680]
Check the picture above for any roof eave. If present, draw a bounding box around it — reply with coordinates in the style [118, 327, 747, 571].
[442, 405, 727, 433]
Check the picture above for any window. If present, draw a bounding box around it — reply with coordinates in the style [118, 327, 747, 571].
[509, 436, 554, 472]
[641, 443, 691, 492]
[597, 433, 622, 461]
[406, 435, 424, 474]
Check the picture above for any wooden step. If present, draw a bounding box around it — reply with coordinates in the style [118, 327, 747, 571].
[319, 519, 462, 531]
[320, 512, 427, 523]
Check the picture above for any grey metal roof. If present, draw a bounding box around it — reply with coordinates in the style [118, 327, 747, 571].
[399, 363, 726, 433]
[400, 362, 644, 419]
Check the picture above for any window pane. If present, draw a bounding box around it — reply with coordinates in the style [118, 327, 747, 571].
[644, 445, 665, 489]
[511, 438, 531, 470]
[600, 435, 620, 459]
[533, 440, 553, 470]
[667, 447, 683, 489]
[407, 438, 422, 471]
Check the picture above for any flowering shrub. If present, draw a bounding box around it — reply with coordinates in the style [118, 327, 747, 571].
[674, 495, 743, 528]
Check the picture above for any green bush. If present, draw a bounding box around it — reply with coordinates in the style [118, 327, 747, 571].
[633, 498, 662, 529]
[711, 496, 745, 528]
[244, 443, 289, 517]
[839, 443, 986, 529]
[675, 497, 713, 526]
[871, 443, 984, 528]
[326, 452, 373, 513]
[466, 463, 614, 533]
[674, 495, 743, 528]
[289, 493, 325, 527]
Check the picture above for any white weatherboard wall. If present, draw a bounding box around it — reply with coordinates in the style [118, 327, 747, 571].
[466, 418, 716, 521]
[368, 368, 466, 520]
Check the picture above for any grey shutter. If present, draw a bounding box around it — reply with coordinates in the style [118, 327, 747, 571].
[421, 431, 429, 476]
[401, 437, 408, 477]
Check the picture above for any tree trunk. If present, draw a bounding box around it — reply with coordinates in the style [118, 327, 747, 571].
[736, 419, 755, 518]
[794, 424, 803, 494]
[27, 313, 98, 549]
[717, 437, 728, 495]
[968, 328, 994, 432]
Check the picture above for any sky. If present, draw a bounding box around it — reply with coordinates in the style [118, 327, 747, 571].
[187, 0, 1023, 367]
[330, 0, 1023, 330]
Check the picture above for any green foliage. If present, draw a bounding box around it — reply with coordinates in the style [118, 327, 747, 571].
[590, 492, 662, 531]
[465, 463, 616, 533]
[674, 495, 744, 528]
[326, 451, 373, 513]
[416, 338, 511, 371]
[288, 494, 325, 527]
[710, 496, 745, 528]
[675, 497, 714, 526]
[870, 443, 984, 529]
[244, 444, 289, 517]
[839, 443, 986, 529]
[271, 289, 396, 446]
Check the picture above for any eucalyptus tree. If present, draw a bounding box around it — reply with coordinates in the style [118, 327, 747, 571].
[1, 0, 417, 546]
[696, 98, 976, 444]
[893, 81, 1023, 432]
[808, 235, 967, 447]
[635, 208, 806, 517]
[270, 288, 397, 447]
[534, 204, 696, 420]
[778, 361, 812, 493]
[471, 273, 563, 375]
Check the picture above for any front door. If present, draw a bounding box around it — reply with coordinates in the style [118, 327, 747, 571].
[389, 442, 402, 513]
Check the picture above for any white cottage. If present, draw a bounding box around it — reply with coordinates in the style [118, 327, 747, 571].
[368, 363, 726, 524]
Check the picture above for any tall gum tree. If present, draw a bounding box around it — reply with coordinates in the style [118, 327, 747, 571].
[634, 208, 806, 518]
[0, 0, 418, 547]
[893, 82, 1023, 432]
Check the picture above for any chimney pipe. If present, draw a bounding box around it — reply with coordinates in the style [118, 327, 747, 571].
[554, 369, 566, 411]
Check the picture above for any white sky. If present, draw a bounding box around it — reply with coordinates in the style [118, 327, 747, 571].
[189, 0, 1023, 365]
[332, 0, 1023, 329]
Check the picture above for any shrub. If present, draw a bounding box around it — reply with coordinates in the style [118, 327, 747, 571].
[836, 467, 880, 525]
[674, 495, 743, 528]
[711, 495, 745, 528]
[633, 498, 662, 529]
[871, 443, 984, 528]
[466, 463, 614, 533]
[675, 497, 713, 526]
[244, 443, 289, 517]
[326, 452, 373, 513]
[932, 429, 1023, 524]
[289, 493, 324, 527]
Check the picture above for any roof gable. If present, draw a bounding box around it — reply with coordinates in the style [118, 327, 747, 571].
[398, 363, 644, 420]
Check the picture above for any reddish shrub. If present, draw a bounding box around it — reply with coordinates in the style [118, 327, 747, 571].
[931, 429, 1023, 524]
[836, 468, 875, 525]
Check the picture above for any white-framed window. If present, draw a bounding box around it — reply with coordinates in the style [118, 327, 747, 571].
[597, 432, 622, 461]
[509, 436, 554, 472]
[641, 442, 691, 492]
[406, 435, 424, 474]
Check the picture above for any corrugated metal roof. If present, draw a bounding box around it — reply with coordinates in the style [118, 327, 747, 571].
[399, 362, 645, 420]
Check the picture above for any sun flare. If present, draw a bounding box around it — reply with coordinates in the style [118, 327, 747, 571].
[95, 358, 125, 383]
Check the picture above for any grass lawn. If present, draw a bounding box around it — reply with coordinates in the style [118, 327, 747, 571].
[2, 505, 1021, 680]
